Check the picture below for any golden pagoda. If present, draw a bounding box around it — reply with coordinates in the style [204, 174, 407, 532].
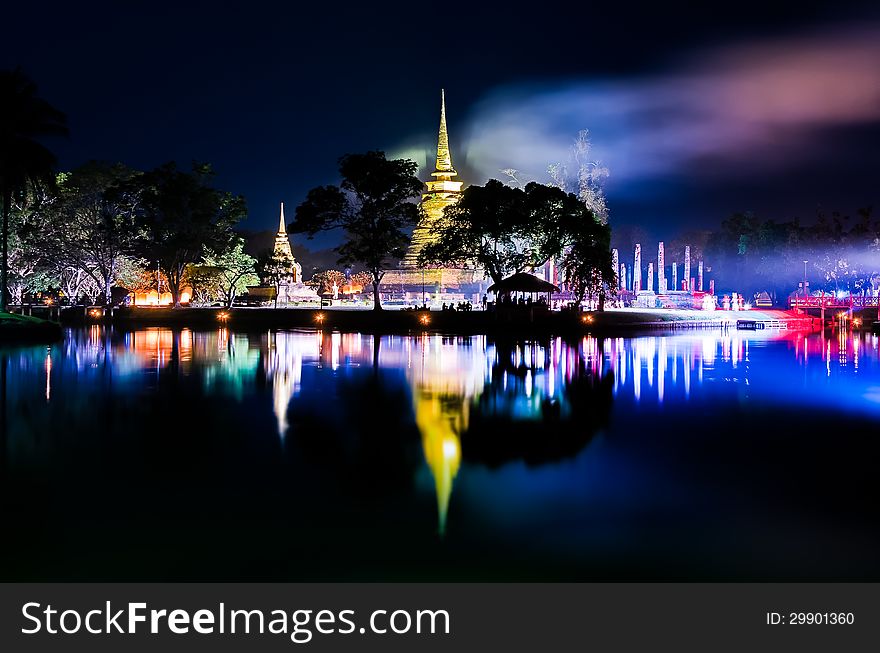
[273, 202, 295, 265]
[247, 203, 319, 305]
[401, 89, 463, 268]
[381, 91, 485, 304]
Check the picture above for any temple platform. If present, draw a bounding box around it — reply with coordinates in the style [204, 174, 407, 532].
[380, 267, 489, 304]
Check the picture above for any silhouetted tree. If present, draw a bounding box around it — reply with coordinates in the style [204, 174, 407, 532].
[293, 152, 422, 310]
[257, 248, 295, 309]
[706, 206, 880, 299]
[421, 179, 600, 286]
[0, 68, 67, 310]
[559, 213, 614, 306]
[419, 179, 528, 284]
[137, 163, 246, 307]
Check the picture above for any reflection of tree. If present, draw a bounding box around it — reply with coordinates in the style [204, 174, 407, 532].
[406, 336, 615, 534]
[461, 339, 614, 468]
[287, 372, 421, 497]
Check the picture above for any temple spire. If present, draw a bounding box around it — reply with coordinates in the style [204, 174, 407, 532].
[433, 89, 456, 176]
[278, 202, 286, 234]
[400, 89, 463, 268]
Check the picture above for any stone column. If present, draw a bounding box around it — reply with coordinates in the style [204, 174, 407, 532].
[657, 242, 666, 293]
[647, 262, 654, 293]
[709, 279, 715, 295]
[698, 260, 704, 292]
[684, 246, 691, 292]
[634, 244, 641, 293]
[672, 262, 678, 291]
[611, 248, 619, 289]
[620, 264, 627, 292]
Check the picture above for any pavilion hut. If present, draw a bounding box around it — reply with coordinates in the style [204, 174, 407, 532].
[487, 272, 560, 307]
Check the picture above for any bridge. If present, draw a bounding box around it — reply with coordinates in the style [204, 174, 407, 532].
[789, 295, 879, 310]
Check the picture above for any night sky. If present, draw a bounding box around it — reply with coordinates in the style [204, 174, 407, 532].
[3, 0, 879, 246]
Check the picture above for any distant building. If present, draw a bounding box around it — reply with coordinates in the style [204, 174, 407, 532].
[247, 203, 319, 305]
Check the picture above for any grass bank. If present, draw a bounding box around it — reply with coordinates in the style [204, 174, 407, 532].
[0, 312, 64, 343]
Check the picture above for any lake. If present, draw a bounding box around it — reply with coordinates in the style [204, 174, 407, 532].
[2, 326, 878, 580]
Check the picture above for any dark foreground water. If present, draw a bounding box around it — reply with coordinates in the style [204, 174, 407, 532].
[2, 326, 879, 581]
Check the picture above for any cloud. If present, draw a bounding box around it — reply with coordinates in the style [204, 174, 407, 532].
[461, 24, 880, 194]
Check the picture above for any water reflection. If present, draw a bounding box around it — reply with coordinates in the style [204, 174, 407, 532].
[267, 331, 319, 438]
[599, 329, 880, 416]
[403, 335, 483, 535]
[2, 326, 880, 574]
[7, 326, 880, 435]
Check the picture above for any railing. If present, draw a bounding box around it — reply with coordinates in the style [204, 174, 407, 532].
[789, 295, 879, 309]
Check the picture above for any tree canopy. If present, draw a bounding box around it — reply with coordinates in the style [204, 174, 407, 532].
[49, 162, 143, 305]
[0, 68, 68, 310]
[136, 162, 247, 306]
[706, 207, 879, 299]
[419, 179, 613, 293]
[293, 151, 423, 310]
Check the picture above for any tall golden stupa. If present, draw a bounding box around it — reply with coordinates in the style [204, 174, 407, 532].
[382, 91, 485, 303]
[401, 89, 463, 267]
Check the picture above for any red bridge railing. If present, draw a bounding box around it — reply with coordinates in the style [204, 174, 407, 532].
[789, 295, 879, 309]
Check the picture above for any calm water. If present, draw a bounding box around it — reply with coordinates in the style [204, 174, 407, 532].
[2, 326, 879, 580]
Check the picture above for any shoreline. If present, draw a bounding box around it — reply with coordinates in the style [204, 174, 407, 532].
[42, 306, 827, 337]
[0, 312, 64, 344]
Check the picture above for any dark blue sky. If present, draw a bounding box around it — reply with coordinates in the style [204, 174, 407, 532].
[3, 0, 878, 243]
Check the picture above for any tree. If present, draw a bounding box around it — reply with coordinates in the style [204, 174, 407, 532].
[201, 238, 258, 307]
[350, 270, 372, 293]
[51, 162, 144, 305]
[420, 179, 585, 285]
[293, 151, 423, 310]
[311, 269, 345, 295]
[115, 257, 154, 303]
[137, 162, 246, 307]
[185, 264, 223, 306]
[257, 248, 295, 309]
[548, 130, 610, 224]
[558, 213, 614, 307]
[3, 185, 56, 304]
[6, 224, 48, 304]
[0, 68, 67, 311]
[419, 180, 527, 284]
[704, 205, 880, 299]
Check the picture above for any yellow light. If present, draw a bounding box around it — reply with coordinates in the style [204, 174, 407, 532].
[217, 311, 230, 322]
[853, 318, 862, 327]
[420, 314, 430, 325]
[315, 312, 325, 323]
[88, 309, 102, 318]
[581, 315, 593, 323]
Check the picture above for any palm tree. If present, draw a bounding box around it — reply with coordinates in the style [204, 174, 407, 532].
[0, 68, 67, 311]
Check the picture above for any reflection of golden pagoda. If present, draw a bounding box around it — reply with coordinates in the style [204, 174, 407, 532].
[401, 89, 463, 267]
[406, 336, 488, 535]
[382, 91, 486, 303]
[414, 389, 464, 536]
